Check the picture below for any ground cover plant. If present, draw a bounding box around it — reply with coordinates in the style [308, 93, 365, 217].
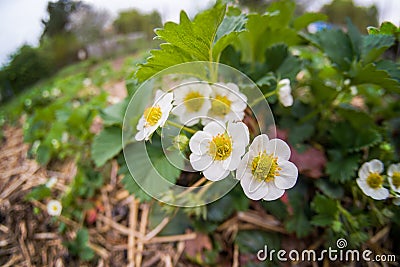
[1, 0, 399, 266]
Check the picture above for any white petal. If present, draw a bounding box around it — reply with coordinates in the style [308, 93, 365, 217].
[278, 78, 290, 87]
[388, 177, 400, 193]
[172, 104, 186, 116]
[249, 134, 269, 153]
[279, 94, 293, 107]
[135, 130, 146, 141]
[223, 154, 242, 171]
[369, 187, 389, 200]
[228, 122, 249, 147]
[356, 178, 375, 197]
[236, 153, 251, 180]
[189, 131, 211, 155]
[262, 183, 285, 201]
[203, 161, 230, 181]
[203, 121, 225, 135]
[358, 162, 370, 180]
[240, 174, 269, 200]
[388, 163, 400, 176]
[190, 153, 213, 171]
[275, 161, 298, 189]
[368, 159, 383, 174]
[266, 139, 291, 161]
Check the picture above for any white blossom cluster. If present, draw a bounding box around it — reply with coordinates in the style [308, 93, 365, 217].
[134, 81, 298, 201]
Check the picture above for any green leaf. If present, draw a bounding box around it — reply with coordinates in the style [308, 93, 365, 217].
[25, 185, 51, 201]
[349, 62, 400, 93]
[136, 4, 229, 81]
[305, 29, 354, 71]
[37, 143, 51, 165]
[121, 174, 151, 202]
[315, 179, 344, 199]
[261, 200, 288, 221]
[361, 34, 395, 64]
[376, 60, 400, 82]
[100, 100, 128, 126]
[311, 194, 338, 227]
[326, 152, 360, 183]
[285, 182, 312, 238]
[123, 135, 184, 199]
[65, 228, 95, 261]
[263, 44, 302, 80]
[91, 126, 122, 167]
[293, 12, 327, 30]
[235, 230, 280, 254]
[213, 13, 247, 60]
[237, 12, 301, 63]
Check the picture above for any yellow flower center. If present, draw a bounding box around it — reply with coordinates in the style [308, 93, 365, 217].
[251, 152, 281, 182]
[143, 106, 162, 126]
[183, 91, 204, 112]
[52, 205, 58, 211]
[209, 133, 232, 161]
[210, 95, 231, 117]
[366, 172, 383, 189]
[392, 172, 400, 188]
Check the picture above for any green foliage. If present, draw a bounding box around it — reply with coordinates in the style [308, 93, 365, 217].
[321, 0, 378, 33]
[64, 228, 95, 261]
[113, 9, 162, 38]
[136, 3, 246, 81]
[0, 45, 54, 102]
[91, 126, 123, 167]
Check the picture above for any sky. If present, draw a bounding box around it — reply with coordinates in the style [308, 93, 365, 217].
[0, 0, 399, 66]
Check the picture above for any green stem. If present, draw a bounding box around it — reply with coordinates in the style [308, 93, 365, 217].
[166, 120, 197, 134]
[250, 89, 278, 107]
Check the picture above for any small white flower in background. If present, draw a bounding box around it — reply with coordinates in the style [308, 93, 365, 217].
[172, 81, 212, 126]
[107, 96, 120, 104]
[189, 121, 249, 181]
[135, 90, 174, 141]
[83, 78, 92, 87]
[46, 176, 58, 188]
[61, 132, 69, 143]
[51, 87, 61, 97]
[51, 139, 60, 149]
[236, 134, 298, 201]
[72, 100, 80, 108]
[47, 200, 62, 216]
[42, 90, 50, 98]
[356, 159, 389, 200]
[205, 82, 247, 124]
[388, 163, 400, 193]
[277, 79, 293, 107]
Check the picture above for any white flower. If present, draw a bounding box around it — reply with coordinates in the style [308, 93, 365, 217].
[51, 88, 61, 97]
[189, 121, 249, 181]
[45, 176, 58, 188]
[83, 78, 92, 87]
[277, 79, 293, 107]
[204, 82, 247, 124]
[356, 159, 389, 200]
[47, 200, 62, 216]
[172, 81, 212, 126]
[236, 134, 298, 201]
[388, 163, 400, 193]
[135, 90, 173, 141]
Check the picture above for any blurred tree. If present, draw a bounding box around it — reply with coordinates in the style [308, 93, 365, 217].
[0, 45, 54, 101]
[321, 0, 378, 32]
[41, 0, 82, 39]
[113, 9, 162, 39]
[68, 5, 111, 45]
